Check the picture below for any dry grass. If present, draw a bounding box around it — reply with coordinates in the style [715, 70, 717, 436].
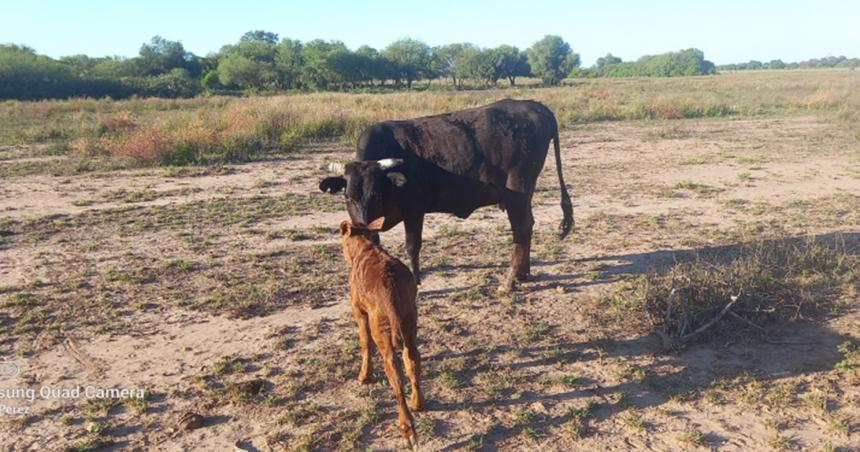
[2, 70, 859, 167]
[613, 236, 860, 346]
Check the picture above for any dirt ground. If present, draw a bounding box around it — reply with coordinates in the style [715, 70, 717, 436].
[1, 114, 859, 451]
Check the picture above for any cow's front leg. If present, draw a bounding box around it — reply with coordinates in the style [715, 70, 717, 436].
[403, 213, 424, 284]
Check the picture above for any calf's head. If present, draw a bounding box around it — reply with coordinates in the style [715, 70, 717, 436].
[339, 217, 387, 261]
[320, 159, 407, 226]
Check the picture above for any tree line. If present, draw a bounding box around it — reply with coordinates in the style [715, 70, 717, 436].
[571, 49, 716, 78]
[3, 31, 722, 100]
[1, 33, 581, 100]
[718, 55, 860, 71]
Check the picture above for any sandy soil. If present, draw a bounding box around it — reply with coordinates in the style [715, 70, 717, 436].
[1, 115, 859, 451]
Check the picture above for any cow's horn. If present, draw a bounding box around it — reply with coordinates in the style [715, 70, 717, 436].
[326, 162, 346, 174]
[377, 158, 403, 170]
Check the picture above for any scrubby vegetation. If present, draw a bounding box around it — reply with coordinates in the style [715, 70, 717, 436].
[624, 237, 859, 348]
[2, 69, 858, 169]
[571, 49, 715, 78]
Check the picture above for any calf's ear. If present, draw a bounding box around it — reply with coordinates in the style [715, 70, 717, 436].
[320, 176, 347, 194]
[386, 172, 407, 187]
[340, 220, 351, 236]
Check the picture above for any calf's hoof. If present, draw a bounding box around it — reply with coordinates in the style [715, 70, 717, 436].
[400, 424, 418, 450]
[358, 374, 373, 384]
[409, 397, 423, 412]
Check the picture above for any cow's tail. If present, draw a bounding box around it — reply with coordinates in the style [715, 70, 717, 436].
[553, 127, 574, 239]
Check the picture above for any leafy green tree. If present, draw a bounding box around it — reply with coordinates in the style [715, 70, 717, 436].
[494, 45, 530, 86]
[275, 38, 304, 88]
[200, 70, 222, 92]
[596, 53, 622, 69]
[300, 40, 356, 90]
[217, 53, 277, 90]
[836, 58, 860, 68]
[0, 44, 131, 100]
[216, 32, 281, 90]
[91, 57, 139, 79]
[383, 38, 432, 89]
[143, 68, 200, 97]
[59, 54, 105, 77]
[527, 35, 579, 85]
[354, 45, 384, 85]
[241, 30, 279, 44]
[433, 43, 471, 86]
[461, 47, 501, 85]
[137, 36, 200, 76]
[767, 59, 786, 69]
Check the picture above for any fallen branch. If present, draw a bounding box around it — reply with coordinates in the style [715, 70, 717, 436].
[676, 294, 740, 345]
[658, 292, 742, 351]
[728, 310, 765, 331]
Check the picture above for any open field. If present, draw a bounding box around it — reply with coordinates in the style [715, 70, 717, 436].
[1, 70, 860, 451]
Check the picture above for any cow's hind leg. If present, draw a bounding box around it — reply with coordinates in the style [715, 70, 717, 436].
[502, 191, 534, 291]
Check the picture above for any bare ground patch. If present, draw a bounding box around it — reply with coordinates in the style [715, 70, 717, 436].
[1, 114, 859, 450]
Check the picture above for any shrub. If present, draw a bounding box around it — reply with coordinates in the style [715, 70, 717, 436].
[612, 236, 859, 347]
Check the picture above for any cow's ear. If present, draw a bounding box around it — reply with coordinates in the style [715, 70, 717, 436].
[367, 216, 386, 232]
[320, 176, 347, 194]
[386, 172, 407, 187]
[340, 220, 351, 236]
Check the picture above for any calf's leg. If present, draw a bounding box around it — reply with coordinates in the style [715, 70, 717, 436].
[351, 305, 374, 383]
[402, 329, 423, 411]
[370, 321, 416, 446]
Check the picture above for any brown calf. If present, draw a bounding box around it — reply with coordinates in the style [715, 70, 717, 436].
[340, 217, 423, 447]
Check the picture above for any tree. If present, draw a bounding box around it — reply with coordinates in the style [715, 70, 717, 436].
[275, 38, 304, 88]
[137, 36, 199, 77]
[217, 53, 277, 90]
[0, 44, 132, 100]
[494, 45, 530, 86]
[216, 33, 281, 90]
[383, 38, 432, 89]
[433, 43, 470, 86]
[300, 40, 356, 90]
[527, 35, 578, 85]
[747, 59, 763, 70]
[460, 47, 501, 85]
[596, 53, 622, 69]
[91, 57, 139, 79]
[355, 45, 385, 85]
[767, 59, 786, 69]
[241, 30, 279, 44]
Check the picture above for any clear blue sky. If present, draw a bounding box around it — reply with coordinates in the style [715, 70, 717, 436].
[4, 0, 858, 65]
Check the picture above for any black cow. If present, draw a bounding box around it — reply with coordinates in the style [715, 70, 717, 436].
[320, 99, 573, 290]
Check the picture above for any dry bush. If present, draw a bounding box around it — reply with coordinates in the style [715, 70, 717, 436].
[619, 236, 859, 348]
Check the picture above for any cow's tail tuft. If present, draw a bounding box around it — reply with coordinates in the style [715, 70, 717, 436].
[553, 127, 574, 239]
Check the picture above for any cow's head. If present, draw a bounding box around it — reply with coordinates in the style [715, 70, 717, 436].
[320, 158, 407, 225]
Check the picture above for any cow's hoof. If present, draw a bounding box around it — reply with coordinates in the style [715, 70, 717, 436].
[358, 374, 373, 384]
[498, 278, 517, 293]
